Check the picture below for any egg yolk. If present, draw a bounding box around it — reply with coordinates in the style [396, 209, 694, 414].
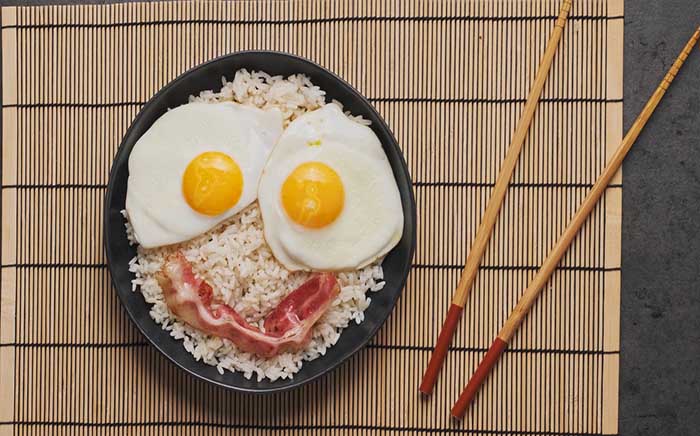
[281, 162, 344, 228]
[182, 151, 243, 216]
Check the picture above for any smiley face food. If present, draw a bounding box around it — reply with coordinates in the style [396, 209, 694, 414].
[125, 70, 401, 382]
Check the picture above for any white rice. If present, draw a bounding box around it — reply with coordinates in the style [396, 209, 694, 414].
[126, 70, 383, 382]
[189, 68, 371, 126]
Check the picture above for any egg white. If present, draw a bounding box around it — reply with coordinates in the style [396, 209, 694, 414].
[126, 102, 283, 248]
[258, 104, 404, 271]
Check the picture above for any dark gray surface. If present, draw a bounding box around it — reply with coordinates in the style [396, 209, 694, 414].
[1, 1, 699, 434]
[620, 3, 700, 436]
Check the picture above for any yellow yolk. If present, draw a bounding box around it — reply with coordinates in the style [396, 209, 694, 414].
[281, 162, 344, 228]
[182, 151, 243, 216]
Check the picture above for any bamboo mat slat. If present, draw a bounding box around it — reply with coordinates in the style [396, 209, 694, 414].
[0, 1, 623, 434]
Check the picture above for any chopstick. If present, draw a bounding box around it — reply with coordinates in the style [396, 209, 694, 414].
[451, 26, 700, 420]
[419, 0, 573, 396]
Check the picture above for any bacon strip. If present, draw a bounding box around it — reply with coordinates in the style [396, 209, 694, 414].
[156, 252, 339, 357]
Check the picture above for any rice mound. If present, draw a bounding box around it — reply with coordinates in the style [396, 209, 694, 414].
[127, 70, 384, 382]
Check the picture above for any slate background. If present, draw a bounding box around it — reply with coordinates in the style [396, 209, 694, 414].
[0, 1, 698, 435]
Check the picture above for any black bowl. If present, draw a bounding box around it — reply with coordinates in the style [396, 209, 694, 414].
[104, 51, 416, 393]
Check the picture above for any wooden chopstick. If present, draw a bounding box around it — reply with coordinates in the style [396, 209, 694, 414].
[419, 0, 573, 396]
[451, 26, 700, 420]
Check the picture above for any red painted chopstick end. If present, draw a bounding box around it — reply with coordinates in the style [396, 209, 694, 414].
[419, 304, 464, 395]
[451, 337, 508, 419]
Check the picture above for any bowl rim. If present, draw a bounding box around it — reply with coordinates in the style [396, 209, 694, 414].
[104, 50, 416, 393]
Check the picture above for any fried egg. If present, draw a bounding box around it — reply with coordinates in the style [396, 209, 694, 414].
[126, 102, 283, 248]
[258, 104, 403, 271]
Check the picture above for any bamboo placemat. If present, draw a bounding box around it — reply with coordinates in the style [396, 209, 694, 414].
[0, 0, 623, 434]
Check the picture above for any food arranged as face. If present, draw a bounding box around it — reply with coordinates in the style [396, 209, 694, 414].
[124, 78, 404, 369]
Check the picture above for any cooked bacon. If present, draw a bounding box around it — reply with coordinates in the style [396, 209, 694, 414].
[156, 252, 339, 357]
